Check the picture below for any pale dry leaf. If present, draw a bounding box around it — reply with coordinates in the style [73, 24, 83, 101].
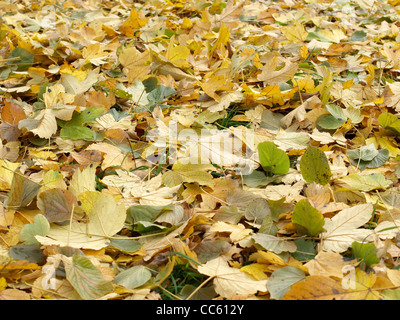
[197, 256, 268, 298]
[320, 203, 374, 252]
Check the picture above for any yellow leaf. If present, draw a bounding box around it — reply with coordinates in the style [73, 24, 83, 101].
[299, 45, 309, 60]
[240, 263, 269, 280]
[257, 56, 298, 86]
[0, 159, 20, 190]
[166, 37, 190, 68]
[181, 17, 193, 29]
[118, 47, 150, 83]
[211, 23, 230, 54]
[249, 250, 286, 266]
[82, 43, 109, 66]
[345, 269, 383, 300]
[0, 277, 6, 292]
[282, 275, 349, 300]
[282, 21, 308, 43]
[200, 74, 234, 102]
[210, 221, 252, 242]
[120, 8, 147, 36]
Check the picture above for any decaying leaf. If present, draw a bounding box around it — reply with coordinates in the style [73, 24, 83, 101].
[2, 0, 400, 301]
[197, 257, 268, 298]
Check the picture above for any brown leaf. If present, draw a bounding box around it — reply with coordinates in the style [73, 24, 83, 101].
[0, 289, 30, 300]
[1, 101, 26, 125]
[70, 150, 102, 167]
[37, 188, 77, 223]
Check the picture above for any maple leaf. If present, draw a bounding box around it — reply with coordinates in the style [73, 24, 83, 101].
[257, 55, 298, 86]
[197, 256, 268, 298]
[320, 204, 374, 253]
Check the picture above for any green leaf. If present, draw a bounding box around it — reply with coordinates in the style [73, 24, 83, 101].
[316, 114, 346, 130]
[162, 162, 215, 187]
[356, 149, 389, 170]
[58, 107, 105, 128]
[245, 198, 271, 224]
[292, 199, 325, 237]
[60, 126, 94, 140]
[19, 214, 50, 245]
[114, 265, 152, 289]
[292, 239, 316, 261]
[7, 47, 34, 71]
[347, 144, 389, 171]
[378, 112, 400, 135]
[348, 144, 379, 162]
[257, 141, 290, 175]
[350, 30, 367, 41]
[126, 204, 168, 225]
[258, 215, 278, 235]
[299, 146, 332, 185]
[267, 266, 306, 300]
[109, 237, 142, 254]
[243, 170, 277, 187]
[63, 254, 113, 300]
[9, 244, 46, 265]
[351, 241, 379, 270]
[6, 172, 41, 209]
[339, 173, 392, 192]
[148, 85, 176, 103]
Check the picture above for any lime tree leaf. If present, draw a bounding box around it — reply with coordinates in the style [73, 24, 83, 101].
[19, 214, 50, 245]
[114, 265, 152, 289]
[162, 162, 215, 187]
[292, 239, 317, 261]
[36, 191, 126, 250]
[350, 30, 367, 41]
[78, 191, 127, 238]
[292, 199, 325, 237]
[299, 146, 332, 185]
[348, 144, 389, 170]
[37, 188, 77, 223]
[251, 233, 297, 254]
[61, 71, 98, 95]
[58, 107, 105, 128]
[242, 170, 277, 187]
[316, 114, 346, 130]
[257, 141, 290, 175]
[348, 144, 379, 162]
[6, 172, 41, 209]
[126, 205, 164, 224]
[62, 254, 113, 300]
[378, 112, 400, 134]
[109, 237, 142, 254]
[7, 47, 34, 71]
[60, 126, 94, 140]
[363, 149, 389, 169]
[245, 198, 271, 224]
[267, 266, 306, 300]
[338, 173, 392, 192]
[351, 241, 379, 270]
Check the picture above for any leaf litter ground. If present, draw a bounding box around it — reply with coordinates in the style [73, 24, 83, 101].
[1, 0, 400, 300]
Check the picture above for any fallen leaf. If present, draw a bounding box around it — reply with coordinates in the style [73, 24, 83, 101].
[197, 256, 268, 298]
